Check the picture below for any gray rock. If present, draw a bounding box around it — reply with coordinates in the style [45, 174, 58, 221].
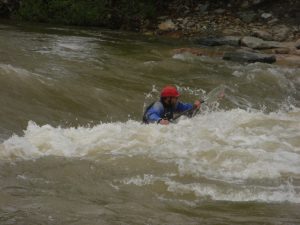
[241, 36, 282, 49]
[223, 50, 276, 63]
[195, 36, 241, 46]
[272, 25, 291, 41]
[261, 13, 272, 19]
[252, 29, 273, 41]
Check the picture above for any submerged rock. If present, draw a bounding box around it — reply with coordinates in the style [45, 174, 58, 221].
[223, 50, 276, 63]
[194, 36, 241, 46]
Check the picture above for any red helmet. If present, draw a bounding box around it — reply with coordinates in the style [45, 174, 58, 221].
[160, 86, 180, 97]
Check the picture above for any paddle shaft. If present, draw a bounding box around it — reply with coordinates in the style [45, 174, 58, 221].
[162, 85, 225, 123]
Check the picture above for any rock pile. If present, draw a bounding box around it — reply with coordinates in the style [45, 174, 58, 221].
[172, 36, 300, 66]
[154, 0, 299, 42]
[152, 0, 300, 66]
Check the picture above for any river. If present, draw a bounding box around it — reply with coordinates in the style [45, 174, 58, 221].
[0, 21, 300, 225]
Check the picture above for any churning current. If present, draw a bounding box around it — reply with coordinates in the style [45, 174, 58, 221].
[0, 22, 300, 225]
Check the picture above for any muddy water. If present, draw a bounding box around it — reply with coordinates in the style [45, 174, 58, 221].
[0, 21, 300, 225]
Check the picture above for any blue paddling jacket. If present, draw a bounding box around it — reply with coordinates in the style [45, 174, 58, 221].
[143, 99, 193, 123]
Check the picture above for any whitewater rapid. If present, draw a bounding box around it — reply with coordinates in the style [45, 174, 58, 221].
[1, 108, 299, 203]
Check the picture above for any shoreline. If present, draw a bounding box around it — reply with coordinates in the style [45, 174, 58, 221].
[142, 0, 300, 67]
[1, 0, 299, 66]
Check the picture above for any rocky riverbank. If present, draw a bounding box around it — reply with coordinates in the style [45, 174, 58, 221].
[1, 0, 299, 66]
[170, 35, 300, 67]
[153, 0, 299, 40]
[150, 0, 300, 66]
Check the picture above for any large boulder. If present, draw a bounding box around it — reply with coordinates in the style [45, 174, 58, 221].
[241, 36, 282, 49]
[223, 50, 276, 63]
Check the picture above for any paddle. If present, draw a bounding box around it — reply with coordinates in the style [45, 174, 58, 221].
[170, 85, 225, 122]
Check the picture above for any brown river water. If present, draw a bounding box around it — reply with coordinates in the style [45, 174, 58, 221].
[0, 21, 300, 225]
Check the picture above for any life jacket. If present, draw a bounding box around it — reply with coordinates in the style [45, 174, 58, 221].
[142, 100, 174, 124]
[142, 101, 155, 124]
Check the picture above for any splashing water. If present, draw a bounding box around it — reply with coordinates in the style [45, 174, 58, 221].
[1, 108, 300, 204]
[1, 22, 300, 225]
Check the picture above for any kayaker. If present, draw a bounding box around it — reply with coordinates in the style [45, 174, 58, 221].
[143, 85, 201, 125]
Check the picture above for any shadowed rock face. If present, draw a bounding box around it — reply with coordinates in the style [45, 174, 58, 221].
[223, 50, 276, 63]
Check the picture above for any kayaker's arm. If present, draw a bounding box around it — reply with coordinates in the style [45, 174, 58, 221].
[171, 100, 204, 122]
[176, 102, 194, 112]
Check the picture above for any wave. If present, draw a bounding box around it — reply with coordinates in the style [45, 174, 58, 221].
[1, 108, 299, 176]
[2, 105, 299, 205]
[121, 175, 300, 203]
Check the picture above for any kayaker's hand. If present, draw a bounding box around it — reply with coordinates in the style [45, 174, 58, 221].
[194, 100, 201, 109]
[159, 119, 169, 125]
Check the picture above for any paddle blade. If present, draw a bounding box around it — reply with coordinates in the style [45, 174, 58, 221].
[204, 85, 226, 104]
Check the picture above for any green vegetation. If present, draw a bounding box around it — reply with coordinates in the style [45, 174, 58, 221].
[14, 0, 168, 29]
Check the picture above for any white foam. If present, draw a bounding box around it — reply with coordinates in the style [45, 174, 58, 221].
[58, 42, 85, 51]
[165, 180, 300, 203]
[0, 63, 32, 77]
[0, 63, 47, 82]
[121, 174, 165, 186]
[1, 109, 300, 203]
